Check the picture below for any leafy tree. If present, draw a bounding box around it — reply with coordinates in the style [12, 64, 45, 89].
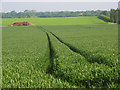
[10, 11, 17, 18]
[101, 11, 109, 16]
[1, 10, 104, 18]
[110, 9, 114, 22]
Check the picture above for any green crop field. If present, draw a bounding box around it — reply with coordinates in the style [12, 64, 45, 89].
[2, 16, 107, 26]
[2, 26, 77, 88]
[2, 17, 119, 88]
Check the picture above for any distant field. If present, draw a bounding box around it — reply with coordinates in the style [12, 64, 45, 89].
[2, 16, 107, 26]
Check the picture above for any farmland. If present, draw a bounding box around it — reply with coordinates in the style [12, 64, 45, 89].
[2, 26, 78, 88]
[2, 16, 107, 26]
[2, 17, 119, 88]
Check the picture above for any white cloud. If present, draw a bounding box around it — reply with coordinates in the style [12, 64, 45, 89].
[1, 0, 119, 2]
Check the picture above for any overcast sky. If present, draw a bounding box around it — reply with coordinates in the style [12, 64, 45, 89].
[1, 0, 120, 2]
[1, 0, 119, 12]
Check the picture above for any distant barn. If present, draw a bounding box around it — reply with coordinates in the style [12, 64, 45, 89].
[8, 21, 34, 26]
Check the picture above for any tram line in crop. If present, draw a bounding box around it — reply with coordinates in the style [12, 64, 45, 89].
[39, 26, 113, 67]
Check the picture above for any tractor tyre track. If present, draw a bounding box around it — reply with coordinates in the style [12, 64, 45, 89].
[46, 32, 55, 74]
[40, 26, 119, 87]
[49, 32, 113, 67]
[40, 26, 113, 67]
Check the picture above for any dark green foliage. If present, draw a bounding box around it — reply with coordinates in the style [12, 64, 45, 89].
[2, 10, 103, 18]
[110, 9, 118, 23]
[100, 11, 110, 16]
[98, 14, 111, 22]
[118, 9, 120, 24]
[98, 9, 120, 24]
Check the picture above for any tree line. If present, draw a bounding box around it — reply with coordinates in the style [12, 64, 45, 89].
[1, 10, 103, 18]
[1, 9, 119, 24]
[98, 9, 120, 24]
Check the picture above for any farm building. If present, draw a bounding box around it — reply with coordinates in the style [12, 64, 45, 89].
[8, 21, 34, 26]
[79, 13, 83, 16]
